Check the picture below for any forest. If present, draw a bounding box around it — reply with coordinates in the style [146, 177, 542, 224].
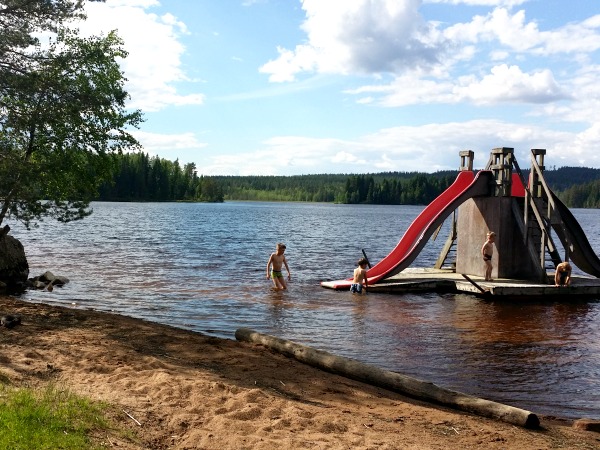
[96, 152, 600, 208]
[98, 152, 223, 202]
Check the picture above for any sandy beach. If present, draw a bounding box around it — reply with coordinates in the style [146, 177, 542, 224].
[0, 295, 598, 449]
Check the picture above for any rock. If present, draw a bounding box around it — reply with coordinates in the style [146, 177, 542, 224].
[0, 234, 29, 289]
[27, 273, 70, 290]
[32, 280, 47, 289]
[40, 271, 56, 283]
[573, 419, 600, 432]
[1, 315, 22, 329]
[53, 276, 70, 286]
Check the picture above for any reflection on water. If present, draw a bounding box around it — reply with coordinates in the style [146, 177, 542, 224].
[8, 201, 600, 419]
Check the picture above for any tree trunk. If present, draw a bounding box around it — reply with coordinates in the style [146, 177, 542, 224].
[235, 328, 539, 429]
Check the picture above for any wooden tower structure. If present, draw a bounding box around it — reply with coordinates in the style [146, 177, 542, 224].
[439, 148, 573, 283]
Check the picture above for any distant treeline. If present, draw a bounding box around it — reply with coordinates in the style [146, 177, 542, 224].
[557, 179, 600, 208]
[96, 153, 600, 208]
[531, 167, 600, 208]
[98, 152, 223, 202]
[211, 171, 456, 205]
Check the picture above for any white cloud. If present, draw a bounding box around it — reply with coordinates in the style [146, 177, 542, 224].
[535, 15, 600, 55]
[445, 8, 600, 55]
[331, 151, 364, 164]
[242, 0, 268, 6]
[262, 2, 600, 105]
[260, 3, 599, 83]
[195, 118, 600, 176]
[260, 0, 451, 81]
[444, 8, 542, 51]
[529, 64, 600, 125]
[132, 130, 207, 155]
[425, 0, 527, 5]
[259, 45, 321, 83]
[572, 122, 600, 151]
[455, 64, 567, 105]
[346, 74, 455, 106]
[76, 0, 205, 111]
[345, 64, 566, 107]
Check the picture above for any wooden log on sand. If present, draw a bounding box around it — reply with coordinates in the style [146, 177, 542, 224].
[235, 328, 540, 429]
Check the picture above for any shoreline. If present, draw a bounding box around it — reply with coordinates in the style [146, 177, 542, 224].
[1, 295, 598, 449]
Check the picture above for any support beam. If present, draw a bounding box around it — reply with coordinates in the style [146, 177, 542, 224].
[434, 212, 457, 269]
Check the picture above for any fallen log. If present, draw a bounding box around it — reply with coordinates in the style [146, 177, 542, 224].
[235, 327, 539, 429]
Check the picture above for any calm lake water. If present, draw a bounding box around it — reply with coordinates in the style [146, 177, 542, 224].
[9, 201, 600, 420]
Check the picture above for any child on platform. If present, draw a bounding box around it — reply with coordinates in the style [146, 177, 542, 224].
[350, 258, 369, 294]
[555, 261, 572, 287]
[481, 231, 496, 281]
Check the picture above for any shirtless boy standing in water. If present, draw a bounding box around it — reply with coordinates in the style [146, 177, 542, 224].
[350, 258, 369, 294]
[481, 231, 496, 281]
[266, 243, 291, 290]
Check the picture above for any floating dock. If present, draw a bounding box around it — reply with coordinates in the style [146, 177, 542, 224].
[322, 148, 600, 299]
[322, 268, 600, 299]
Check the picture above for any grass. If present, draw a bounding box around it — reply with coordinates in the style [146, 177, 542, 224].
[0, 382, 117, 450]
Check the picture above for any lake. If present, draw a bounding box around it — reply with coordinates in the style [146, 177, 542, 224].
[9, 201, 600, 420]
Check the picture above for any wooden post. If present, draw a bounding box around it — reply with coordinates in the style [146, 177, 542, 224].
[531, 149, 546, 198]
[531, 149, 549, 272]
[459, 150, 474, 171]
[235, 328, 540, 429]
[487, 147, 514, 197]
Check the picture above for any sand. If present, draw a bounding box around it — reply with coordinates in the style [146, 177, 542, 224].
[0, 295, 598, 449]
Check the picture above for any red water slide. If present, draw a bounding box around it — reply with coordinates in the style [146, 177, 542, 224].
[322, 170, 494, 290]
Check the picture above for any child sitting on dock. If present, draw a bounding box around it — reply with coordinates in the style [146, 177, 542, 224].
[554, 261, 572, 287]
[350, 258, 369, 294]
[481, 231, 496, 281]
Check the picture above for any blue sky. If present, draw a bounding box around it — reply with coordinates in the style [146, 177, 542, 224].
[76, 0, 600, 175]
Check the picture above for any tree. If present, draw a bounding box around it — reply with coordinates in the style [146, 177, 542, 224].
[182, 162, 199, 200]
[0, 1, 142, 230]
[197, 176, 224, 202]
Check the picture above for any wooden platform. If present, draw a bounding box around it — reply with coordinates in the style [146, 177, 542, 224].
[328, 268, 600, 299]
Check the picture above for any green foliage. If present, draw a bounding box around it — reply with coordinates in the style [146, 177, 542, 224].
[197, 175, 224, 202]
[214, 174, 344, 202]
[0, 1, 90, 62]
[518, 166, 600, 208]
[538, 166, 600, 191]
[0, 384, 110, 450]
[96, 160, 600, 207]
[341, 173, 453, 204]
[0, 2, 142, 229]
[97, 152, 223, 202]
[212, 171, 454, 204]
[557, 179, 600, 208]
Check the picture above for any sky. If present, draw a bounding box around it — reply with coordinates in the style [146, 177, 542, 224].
[75, 0, 600, 176]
